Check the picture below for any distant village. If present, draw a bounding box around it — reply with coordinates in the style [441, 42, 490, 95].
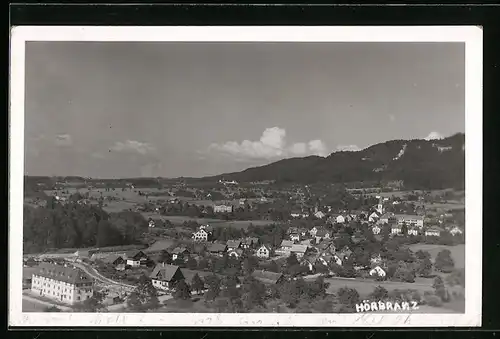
[23, 178, 465, 313]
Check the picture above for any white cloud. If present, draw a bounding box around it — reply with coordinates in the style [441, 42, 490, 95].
[206, 127, 330, 160]
[289, 142, 307, 156]
[308, 140, 328, 157]
[336, 144, 361, 152]
[55, 134, 72, 146]
[110, 140, 156, 155]
[424, 131, 443, 141]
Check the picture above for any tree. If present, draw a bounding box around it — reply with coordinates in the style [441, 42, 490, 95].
[127, 275, 160, 311]
[241, 276, 267, 311]
[418, 257, 433, 277]
[74, 290, 108, 312]
[306, 276, 330, 300]
[394, 261, 416, 283]
[336, 287, 360, 311]
[222, 274, 241, 306]
[204, 275, 221, 302]
[435, 249, 455, 272]
[173, 280, 191, 300]
[370, 286, 389, 301]
[415, 250, 431, 260]
[186, 257, 198, 270]
[401, 222, 408, 236]
[191, 274, 205, 295]
[198, 258, 209, 271]
[432, 276, 448, 301]
[242, 255, 259, 275]
[446, 268, 465, 287]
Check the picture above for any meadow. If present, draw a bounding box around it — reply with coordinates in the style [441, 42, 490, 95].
[407, 244, 465, 269]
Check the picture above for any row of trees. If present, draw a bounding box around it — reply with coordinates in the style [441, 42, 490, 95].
[23, 199, 148, 253]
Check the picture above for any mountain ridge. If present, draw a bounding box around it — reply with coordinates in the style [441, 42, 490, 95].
[202, 133, 465, 190]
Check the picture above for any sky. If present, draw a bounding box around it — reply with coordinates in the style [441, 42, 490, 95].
[24, 41, 465, 178]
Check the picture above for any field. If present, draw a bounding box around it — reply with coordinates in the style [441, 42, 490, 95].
[324, 277, 435, 297]
[407, 244, 465, 269]
[141, 213, 275, 229]
[424, 202, 465, 211]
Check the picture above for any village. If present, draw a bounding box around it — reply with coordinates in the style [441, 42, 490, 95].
[22, 178, 466, 313]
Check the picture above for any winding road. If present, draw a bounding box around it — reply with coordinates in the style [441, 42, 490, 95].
[72, 262, 136, 291]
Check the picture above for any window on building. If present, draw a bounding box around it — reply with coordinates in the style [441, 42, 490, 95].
[77, 296, 80, 301]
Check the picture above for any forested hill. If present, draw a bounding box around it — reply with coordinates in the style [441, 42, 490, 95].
[204, 133, 465, 190]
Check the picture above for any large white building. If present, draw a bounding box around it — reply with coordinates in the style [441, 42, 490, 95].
[213, 204, 234, 213]
[31, 262, 94, 305]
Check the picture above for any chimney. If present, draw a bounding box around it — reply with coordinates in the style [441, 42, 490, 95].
[162, 262, 165, 267]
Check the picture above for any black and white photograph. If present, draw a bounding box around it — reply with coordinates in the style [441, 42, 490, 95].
[9, 26, 482, 327]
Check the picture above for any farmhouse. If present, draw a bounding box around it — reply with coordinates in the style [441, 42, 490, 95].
[277, 240, 294, 255]
[395, 214, 424, 228]
[315, 229, 331, 243]
[391, 225, 402, 235]
[228, 248, 244, 258]
[290, 244, 309, 258]
[150, 263, 185, 291]
[369, 265, 387, 278]
[425, 226, 444, 237]
[192, 228, 211, 242]
[314, 210, 326, 219]
[407, 227, 419, 236]
[449, 226, 464, 236]
[379, 212, 396, 224]
[309, 227, 319, 237]
[171, 247, 189, 261]
[256, 245, 271, 259]
[368, 212, 380, 223]
[251, 270, 284, 285]
[208, 243, 228, 256]
[289, 233, 301, 243]
[124, 250, 149, 267]
[213, 204, 234, 213]
[226, 240, 242, 251]
[372, 225, 381, 235]
[241, 237, 259, 249]
[31, 262, 93, 305]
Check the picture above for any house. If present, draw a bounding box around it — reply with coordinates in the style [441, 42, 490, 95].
[298, 228, 309, 237]
[228, 248, 244, 259]
[290, 210, 308, 218]
[150, 263, 185, 291]
[289, 233, 301, 243]
[251, 270, 284, 285]
[368, 212, 380, 223]
[370, 254, 382, 266]
[449, 226, 464, 236]
[317, 240, 336, 254]
[391, 225, 402, 235]
[226, 240, 242, 251]
[192, 228, 210, 242]
[171, 247, 189, 261]
[335, 215, 346, 224]
[290, 244, 309, 258]
[369, 265, 386, 278]
[407, 227, 419, 236]
[372, 225, 381, 235]
[332, 254, 343, 266]
[314, 211, 326, 219]
[148, 219, 156, 228]
[287, 227, 299, 235]
[208, 243, 228, 256]
[31, 262, 93, 305]
[338, 246, 353, 260]
[241, 237, 259, 249]
[23, 267, 38, 289]
[425, 226, 444, 237]
[256, 245, 271, 259]
[124, 250, 149, 267]
[101, 254, 126, 267]
[315, 229, 330, 241]
[379, 212, 395, 224]
[213, 204, 234, 213]
[309, 227, 319, 237]
[277, 240, 294, 254]
[395, 214, 424, 228]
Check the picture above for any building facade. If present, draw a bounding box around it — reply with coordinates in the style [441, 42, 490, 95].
[31, 262, 93, 305]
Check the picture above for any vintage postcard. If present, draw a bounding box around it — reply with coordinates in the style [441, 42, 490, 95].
[9, 26, 482, 327]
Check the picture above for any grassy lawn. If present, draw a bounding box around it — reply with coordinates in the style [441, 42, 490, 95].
[324, 277, 435, 298]
[155, 297, 213, 313]
[22, 298, 48, 312]
[407, 244, 465, 269]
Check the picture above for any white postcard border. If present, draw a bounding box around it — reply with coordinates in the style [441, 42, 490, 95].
[9, 26, 483, 327]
